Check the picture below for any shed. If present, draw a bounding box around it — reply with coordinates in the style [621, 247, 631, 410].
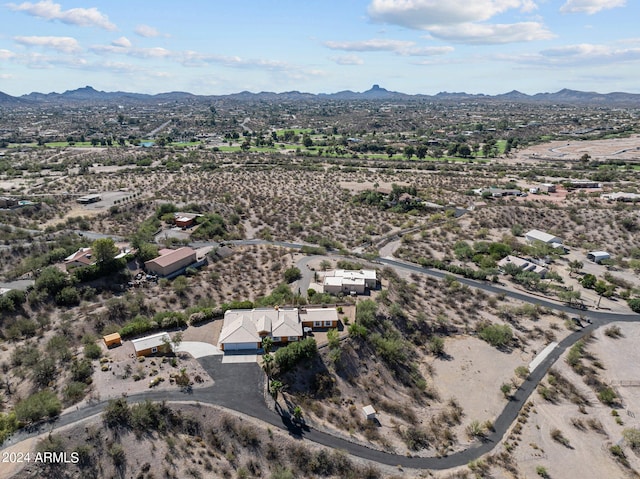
[587, 251, 611, 263]
[362, 405, 377, 420]
[131, 332, 172, 357]
[103, 333, 122, 348]
[525, 229, 562, 245]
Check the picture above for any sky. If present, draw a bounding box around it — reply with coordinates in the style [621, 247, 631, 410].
[0, 0, 639, 96]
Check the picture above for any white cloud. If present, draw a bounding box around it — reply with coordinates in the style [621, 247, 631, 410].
[560, 0, 626, 14]
[7, 0, 116, 30]
[111, 37, 131, 48]
[368, 0, 538, 29]
[324, 38, 453, 56]
[325, 39, 415, 52]
[0, 49, 16, 60]
[502, 42, 640, 67]
[0, 73, 14, 79]
[135, 24, 162, 38]
[366, 0, 548, 45]
[331, 55, 364, 65]
[16, 51, 88, 69]
[14, 35, 80, 53]
[429, 22, 554, 44]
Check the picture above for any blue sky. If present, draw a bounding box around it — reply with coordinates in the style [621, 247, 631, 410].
[1, 0, 639, 96]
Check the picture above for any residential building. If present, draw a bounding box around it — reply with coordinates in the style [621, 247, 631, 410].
[219, 307, 302, 351]
[144, 247, 197, 277]
[132, 332, 172, 357]
[64, 247, 94, 269]
[300, 307, 339, 329]
[322, 269, 377, 295]
[219, 306, 339, 351]
[540, 183, 556, 193]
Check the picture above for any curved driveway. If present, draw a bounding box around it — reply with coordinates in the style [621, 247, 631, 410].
[3, 249, 639, 471]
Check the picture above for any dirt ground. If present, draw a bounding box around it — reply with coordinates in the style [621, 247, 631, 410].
[509, 321, 640, 479]
[513, 134, 640, 162]
[75, 336, 214, 412]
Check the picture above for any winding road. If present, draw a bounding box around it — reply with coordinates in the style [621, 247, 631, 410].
[2, 241, 639, 471]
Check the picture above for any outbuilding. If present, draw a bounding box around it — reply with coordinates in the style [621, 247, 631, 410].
[103, 332, 122, 348]
[587, 251, 611, 263]
[131, 332, 172, 357]
[525, 229, 563, 246]
[362, 405, 377, 421]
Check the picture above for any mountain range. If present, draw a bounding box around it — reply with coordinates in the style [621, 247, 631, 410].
[2, 84, 640, 105]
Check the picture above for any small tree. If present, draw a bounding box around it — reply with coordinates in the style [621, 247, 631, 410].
[293, 406, 303, 422]
[93, 238, 118, 266]
[283, 267, 302, 283]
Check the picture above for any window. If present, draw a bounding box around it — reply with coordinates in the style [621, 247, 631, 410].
[272, 336, 281, 342]
[314, 321, 322, 327]
[324, 320, 333, 326]
[288, 336, 299, 342]
[151, 347, 157, 353]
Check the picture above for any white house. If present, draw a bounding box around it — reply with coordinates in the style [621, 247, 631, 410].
[525, 229, 563, 246]
[322, 269, 377, 295]
[219, 307, 303, 351]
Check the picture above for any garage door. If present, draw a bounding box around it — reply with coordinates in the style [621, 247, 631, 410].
[223, 343, 256, 351]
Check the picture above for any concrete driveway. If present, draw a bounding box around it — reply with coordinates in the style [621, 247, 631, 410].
[175, 341, 223, 358]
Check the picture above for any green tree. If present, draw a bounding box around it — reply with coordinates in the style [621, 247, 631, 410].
[595, 280, 615, 308]
[92, 238, 118, 265]
[404, 145, 415, 160]
[14, 391, 61, 423]
[628, 298, 640, 313]
[283, 267, 302, 283]
[581, 274, 597, 289]
[568, 260, 584, 276]
[136, 242, 159, 262]
[479, 324, 513, 348]
[35, 266, 70, 296]
[416, 145, 428, 159]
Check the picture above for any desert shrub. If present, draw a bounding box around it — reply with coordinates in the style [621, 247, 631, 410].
[604, 325, 622, 338]
[84, 342, 102, 359]
[119, 315, 158, 338]
[628, 298, 640, 313]
[623, 427, 640, 450]
[283, 267, 302, 283]
[63, 381, 87, 405]
[478, 323, 513, 348]
[14, 390, 61, 423]
[598, 387, 617, 406]
[55, 286, 80, 306]
[550, 428, 570, 447]
[32, 358, 57, 388]
[71, 359, 94, 383]
[0, 412, 18, 445]
[103, 398, 131, 429]
[274, 338, 317, 372]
